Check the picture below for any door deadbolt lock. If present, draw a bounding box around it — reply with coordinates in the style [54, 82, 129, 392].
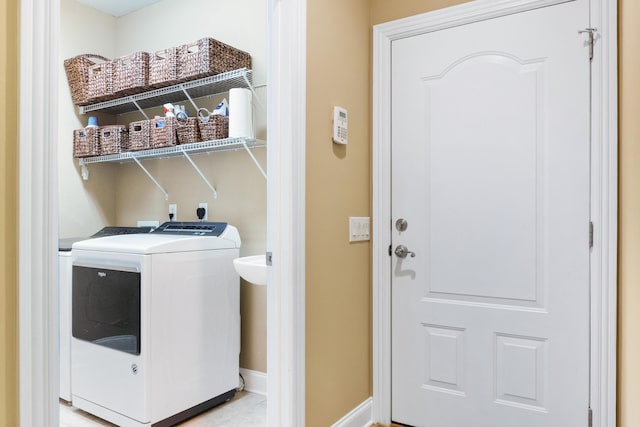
[394, 245, 416, 258]
[395, 218, 408, 232]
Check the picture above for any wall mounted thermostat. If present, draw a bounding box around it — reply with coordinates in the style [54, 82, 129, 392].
[332, 106, 348, 144]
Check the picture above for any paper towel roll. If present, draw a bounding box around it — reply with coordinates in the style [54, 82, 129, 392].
[229, 88, 253, 138]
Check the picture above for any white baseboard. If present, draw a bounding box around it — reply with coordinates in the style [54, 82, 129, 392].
[330, 397, 373, 427]
[240, 368, 267, 396]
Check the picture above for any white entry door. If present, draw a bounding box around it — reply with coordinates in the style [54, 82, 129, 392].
[390, 1, 591, 426]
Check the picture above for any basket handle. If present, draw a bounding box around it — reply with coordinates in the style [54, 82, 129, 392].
[186, 42, 200, 54]
[197, 107, 212, 123]
[76, 53, 110, 63]
[155, 51, 169, 61]
[176, 111, 189, 125]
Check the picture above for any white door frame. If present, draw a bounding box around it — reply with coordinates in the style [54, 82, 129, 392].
[18, 0, 307, 425]
[372, 0, 618, 425]
[266, 0, 307, 425]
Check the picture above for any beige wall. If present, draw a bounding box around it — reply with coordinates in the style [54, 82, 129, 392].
[370, 0, 469, 24]
[59, 0, 267, 372]
[305, 0, 372, 425]
[617, 0, 640, 425]
[59, 0, 119, 238]
[0, 0, 19, 424]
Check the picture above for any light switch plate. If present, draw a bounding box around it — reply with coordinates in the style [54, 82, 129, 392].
[349, 217, 370, 242]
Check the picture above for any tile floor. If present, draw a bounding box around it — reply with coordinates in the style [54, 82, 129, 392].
[60, 391, 266, 427]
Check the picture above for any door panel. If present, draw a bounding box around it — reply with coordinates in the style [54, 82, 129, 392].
[391, 2, 590, 426]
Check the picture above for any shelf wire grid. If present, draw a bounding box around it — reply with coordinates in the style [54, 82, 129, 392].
[79, 68, 253, 115]
[78, 137, 266, 165]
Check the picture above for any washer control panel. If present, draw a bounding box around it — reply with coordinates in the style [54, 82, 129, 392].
[152, 221, 227, 236]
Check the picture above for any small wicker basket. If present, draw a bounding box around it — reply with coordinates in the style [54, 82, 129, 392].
[73, 127, 100, 158]
[128, 120, 151, 151]
[177, 37, 251, 81]
[198, 114, 229, 141]
[63, 54, 111, 106]
[87, 60, 114, 102]
[176, 116, 201, 144]
[113, 51, 150, 95]
[150, 117, 178, 149]
[99, 125, 129, 155]
[149, 47, 178, 88]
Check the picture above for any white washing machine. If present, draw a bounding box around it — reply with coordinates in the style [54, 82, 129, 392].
[70, 222, 241, 427]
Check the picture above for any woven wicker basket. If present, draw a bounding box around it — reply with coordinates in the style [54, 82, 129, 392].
[150, 117, 178, 149]
[73, 127, 100, 158]
[87, 60, 114, 102]
[176, 116, 201, 144]
[177, 38, 251, 81]
[113, 51, 149, 95]
[128, 120, 151, 151]
[149, 47, 178, 88]
[198, 114, 229, 141]
[63, 54, 111, 106]
[99, 125, 129, 155]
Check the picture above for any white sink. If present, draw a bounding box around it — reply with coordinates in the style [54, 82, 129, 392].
[233, 255, 267, 286]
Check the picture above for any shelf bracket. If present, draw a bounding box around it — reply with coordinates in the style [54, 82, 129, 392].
[179, 84, 200, 115]
[131, 98, 150, 120]
[242, 74, 264, 110]
[242, 141, 267, 180]
[132, 156, 169, 200]
[79, 159, 90, 180]
[180, 148, 218, 199]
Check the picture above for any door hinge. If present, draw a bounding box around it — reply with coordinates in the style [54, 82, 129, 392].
[589, 221, 594, 248]
[588, 407, 593, 427]
[388, 244, 392, 256]
[579, 28, 597, 61]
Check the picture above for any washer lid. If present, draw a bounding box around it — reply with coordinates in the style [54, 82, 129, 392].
[72, 224, 241, 254]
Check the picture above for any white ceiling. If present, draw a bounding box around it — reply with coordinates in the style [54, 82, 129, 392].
[74, 0, 164, 17]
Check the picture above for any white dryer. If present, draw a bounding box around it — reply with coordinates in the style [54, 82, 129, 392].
[59, 226, 153, 402]
[71, 222, 241, 427]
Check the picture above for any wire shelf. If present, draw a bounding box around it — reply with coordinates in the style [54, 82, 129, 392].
[75, 67, 266, 196]
[78, 68, 253, 115]
[78, 137, 266, 165]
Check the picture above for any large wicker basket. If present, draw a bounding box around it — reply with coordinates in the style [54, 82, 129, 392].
[99, 125, 129, 155]
[177, 38, 251, 81]
[63, 54, 111, 106]
[87, 60, 114, 102]
[128, 119, 151, 151]
[73, 127, 100, 157]
[150, 117, 178, 149]
[149, 47, 179, 88]
[113, 51, 149, 95]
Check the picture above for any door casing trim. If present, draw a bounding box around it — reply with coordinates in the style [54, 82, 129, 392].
[371, 0, 617, 425]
